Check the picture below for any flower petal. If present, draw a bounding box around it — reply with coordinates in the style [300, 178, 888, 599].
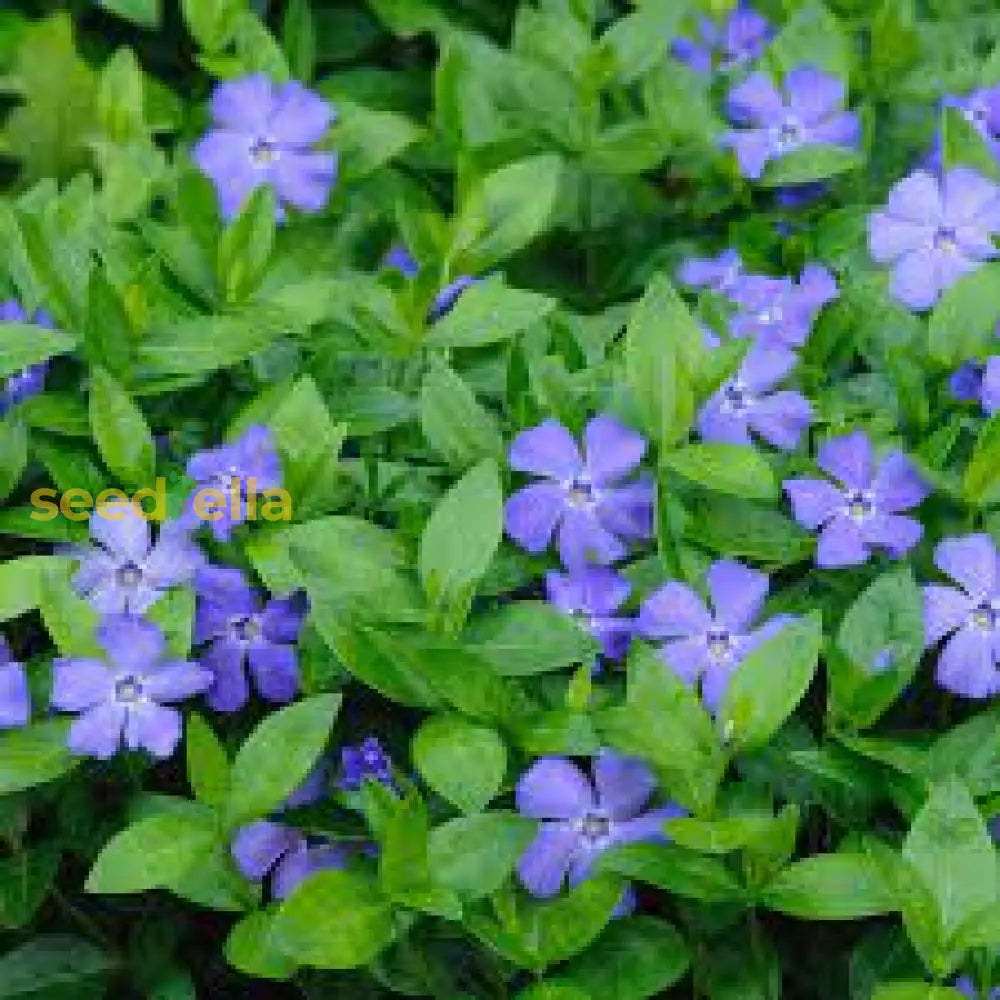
[885, 170, 943, 225]
[783, 477, 843, 529]
[818, 431, 873, 489]
[142, 660, 212, 704]
[872, 453, 928, 513]
[269, 81, 335, 145]
[934, 534, 999, 601]
[508, 419, 582, 480]
[231, 820, 300, 880]
[97, 615, 165, 673]
[593, 751, 656, 820]
[271, 151, 337, 214]
[202, 640, 250, 714]
[517, 822, 577, 899]
[890, 247, 944, 311]
[860, 514, 922, 557]
[503, 482, 565, 553]
[658, 637, 711, 687]
[209, 74, 274, 131]
[90, 502, 150, 563]
[924, 584, 973, 646]
[610, 805, 687, 851]
[935, 626, 1000, 698]
[749, 391, 812, 451]
[124, 702, 182, 759]
[582, 415, 647, 486]
[595, 480, 655, 540]
[785, 66, 845, 125]
[68, 702, 126, 759]
[727, 71, 784, 125]
[708, 559, 769, 632]
[557, 508, 626, 569]
[637, 582, 711, 639]
[815, 515, 870, 568]
[868, 211, 930, 263]
[942, 166, 1000, 226]
[697, 398, 752, 446]
[248, 641, 300, 703]
[516, 757, 594, 820]
[50, 658, 114, 711]
[0, 662, 29, 728]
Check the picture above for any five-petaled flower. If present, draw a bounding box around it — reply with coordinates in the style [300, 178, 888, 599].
[637, 559, 790, 713]
[784, 430, 928, 568]
[0, 300, 53, 416]
[868, 167, 1000, 311]
[194, 565, 306, 713]
[697, 344, 812, 451]
[193, 74, 337, 221]
[546, 566, 633, 662]
[71, 502, 202, 615]
[504, 415, 654, 569]
[923, 533, 1000, 699]
[671, 4, 771, 75]
[515, 751, 684, 901]
[723, 65, 859, 181]
[0, 636, 29, 730]
[50, 616, 211, 759]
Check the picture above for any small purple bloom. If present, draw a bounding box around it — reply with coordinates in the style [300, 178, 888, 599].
[546, 566, 633, 661]
[678, 249, 743, 295]
[515, 750, 684, 900]
[672, 4, 771, 74]
[232, 820, 345, 900]
[0, 637, 29, 729]
[774, 181, 829, 208]
[981, 357, 1000, 415]
[50, 616, 211, 760]
[697, 344, 812, 451]
[637, 559, 790, 713]
[868, 167, 1000, 311]
[504, 415, 654, 570]
[923, 534, 1000, 699]
[194, 565, 305, 713]
[1, 301, 52, 415]
[951, 361, 986, 402]
[723, 65, 859, 181]
[728, 264, 838, 348]
[185, 425, 282, 541]
[382, 243, 476, 320]
[784, 430, 928, 568]
[338, 736, 394, 791]
[953, 975, 1000, 999]
[71, 503, 202, 615]
[383, 244, 419, 279]
[193, 73, 337, 221]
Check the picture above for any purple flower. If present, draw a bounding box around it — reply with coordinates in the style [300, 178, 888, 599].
[546, 566, 633, 661]
[184, 425, 282, 541]
[728, 264, 838, 347]
[192, 73, 337, 221]
[50, 616, 211, 759]
[774, 181, 829, 208]
[671, 4, 771, 74]
[678, 248, 743, 296]
[232, 821, 345, 900]
[71, 503, 202, 615]
[338, 736, 394, 791]
[0, 637, 29, 729]
[950, 361, 986, 402]
[382, 243, 477, 320]
[784, 431, 928, 568]
[194, 565, 305, 713]
[697, 344, 812, 451]
[923, 534, 1000, 698]
[504, 415, 654, 570]
[515, 750, 684, 900]
[1, 301, 52, 415]
[945, 87, 1000, 162]
[981, 357, 1000, 414]
[637, 559, 789, 713]
[868, 168, 1000, 311]
[723, 65, 859, 181]
[953, 975, 1000, 999]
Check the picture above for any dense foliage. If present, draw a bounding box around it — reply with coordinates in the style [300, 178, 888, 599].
[5, 1, 1000, 998]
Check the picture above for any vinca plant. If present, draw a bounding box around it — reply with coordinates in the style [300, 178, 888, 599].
[3, 0, 1000, 998]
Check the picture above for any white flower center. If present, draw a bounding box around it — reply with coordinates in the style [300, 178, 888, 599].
[721, 380, 753, 414]
[249, 137, 279, 166]
[933, 226, 958, 253]
[228, 614, 260, 643]
[972, 603, 999, 633]
[575, 811, 612, 845]
[117, 561, 143, 588]
[756, 305, 783, 325]
[774, 117, 805, 151]
[115, 674, 144, 704]
[564, 477, 598, 510]
[706, 626, 734, 662]
[843, 489, 876, 523]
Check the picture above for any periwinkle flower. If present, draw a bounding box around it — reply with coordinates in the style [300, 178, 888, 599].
[637, 559, 789, 713]
[338, 736, 394, 791]
[184, 425, 282, 541]
[383, 243, 477, 320]
[50, 616, 211, 759]
[723, 65, 859, 181]
[923, 534, 1000, 698]
[868, 168, 1000, 311]
[728, 264, 838, 347]
[0, 637, 29, 729]
[784, 430, 928, 568]
[954, 975, 1000, 999]
[504, 415, 654, 569]
[1, 300, 52, 415]
[546, 566, 633, 661]
[671, 4, 771, 74]
[515, 750, 683, 900]
[697, 344, 812, 451]
[193, 73, 337, 221]
[950, 361, 987, 402]
[678, 248, 743, 295]
[71, 502, 202, 615]
[194, 565, 306, 713]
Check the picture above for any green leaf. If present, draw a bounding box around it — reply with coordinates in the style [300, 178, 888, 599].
[329, 99, 423, 180]
[217, 185, 276, 303]
[926, 708, 1000, 796]
[0, 416, 28, 503]
[0, 935, 112, 1000]
[464, 601, 598, 676]
[0, 323, 75, 380]
[271, 870, 395, 969]
[419, 360, 502, 470]
[596, 842, 745, 902]
[872, 986, 965, 1000]
[419, 458, 502, 616]
[624, 275, 699, 448]
[718, 612, 822, 752]
[942, 105, 1000, 180]
[186, 713, 230, 807]
[412, 715, 506, 814]
[665, 812, 790, 855]
[281, 0, 315, 82]
[663, 443, 777, 500]
[88, 366, 155, 487]
[759, 144, 862, 186]
[182, 0, 245, 51]
[225, 911, 297, 981]
[517, 986, 592, 1000]
[768, 0, 850, 79]
[760, 853, 896, 919]
[97, 47, 146, 143]
[425, 278, 555, 348]
[0, 720, 78, 795]
[86, 811, 217, 893]
[225, 694, 341, 826]
[530, 875, 626, 967]
[428, 812, 535, 900]
[831, 566, 924, 729]
[901, 778, 998, 945]
[454, 154, 562, 272]
[0, 845, 60, 929]
[97, 0, 161, 27]
[0, 556, 47, 622]
[556, 917, 690, 1000]
[963, 411, 1000, 506]
[929, 264, 1000, 366]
